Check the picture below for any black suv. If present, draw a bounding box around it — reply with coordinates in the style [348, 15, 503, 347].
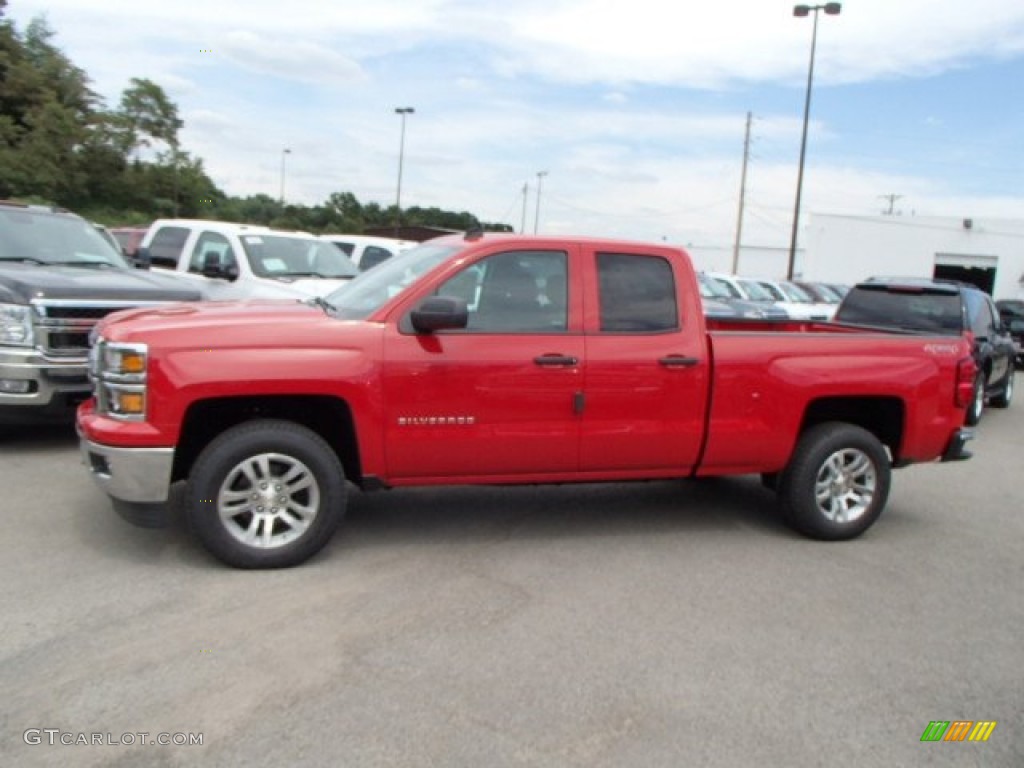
[0, 201, 204, 424]
[995, 299, 1024, 368]
[834, 277, 1015, 425]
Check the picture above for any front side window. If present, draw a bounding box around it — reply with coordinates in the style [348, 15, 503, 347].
[188, 232, 235, 274]
[435, 250, 568, 333]
[597, 252, 678, 333]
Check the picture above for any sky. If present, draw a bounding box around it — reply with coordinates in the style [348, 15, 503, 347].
[5, 0, 1024, 250]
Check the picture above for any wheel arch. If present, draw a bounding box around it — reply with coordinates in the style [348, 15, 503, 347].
[172, 395, 361, 486]
[799, 396, 904, 462]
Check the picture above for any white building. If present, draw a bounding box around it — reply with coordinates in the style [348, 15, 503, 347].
[682, 214, 1024, 301]
[801, 213, 1024, 299]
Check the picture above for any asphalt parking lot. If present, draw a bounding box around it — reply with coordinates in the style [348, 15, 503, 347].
[2, 406, 1022, 767]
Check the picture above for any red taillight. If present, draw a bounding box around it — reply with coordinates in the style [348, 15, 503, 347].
[955, 356, 977, 408]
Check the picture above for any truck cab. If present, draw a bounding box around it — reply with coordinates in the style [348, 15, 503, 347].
[141, 219, 359, 300]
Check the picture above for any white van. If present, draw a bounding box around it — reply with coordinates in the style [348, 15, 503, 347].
[320, 234, 417, 271]
[140, 219, 359, 300]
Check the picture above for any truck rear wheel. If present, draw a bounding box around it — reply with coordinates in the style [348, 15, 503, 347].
[186, 420, 347, 568]
[778, 422, 890, 541]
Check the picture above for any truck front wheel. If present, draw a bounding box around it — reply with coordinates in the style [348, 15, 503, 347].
[778, 422, 890, 541]
[186, 420, 347, 568]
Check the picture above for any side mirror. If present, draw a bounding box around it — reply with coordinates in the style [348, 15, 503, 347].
[201, 253, 239, 282]
[134, 246, 152, 269]
[410, 296, 468, 333]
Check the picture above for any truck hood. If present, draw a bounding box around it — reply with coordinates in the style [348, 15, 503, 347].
[96, 299, 357, 348]
[0, 262, 204, 304]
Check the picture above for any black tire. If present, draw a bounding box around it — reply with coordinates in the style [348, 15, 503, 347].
[965, 373, 985, 425]
[990, 368, 1014, 409]
[186, 420, 347, 568]
[760, 472, 778, 491]
[778, 422, 891, 541]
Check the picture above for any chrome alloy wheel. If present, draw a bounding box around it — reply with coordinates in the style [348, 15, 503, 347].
[813, 448, 877, 524]
[217, 452, 321, 549]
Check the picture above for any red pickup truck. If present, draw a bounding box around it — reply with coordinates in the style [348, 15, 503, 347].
[78, 233, 976, 568]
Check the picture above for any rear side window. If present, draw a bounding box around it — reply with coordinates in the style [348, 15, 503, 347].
[836, 288, 963, 333]
[148, 226, 189, 269]
[597, 253, 678, 333]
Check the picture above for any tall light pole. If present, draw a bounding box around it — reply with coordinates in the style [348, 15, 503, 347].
[534, 171, 548, 234]
[394, 107, 415, 234]
[786, 2, 841, 279]
[279, 148, 291, 205]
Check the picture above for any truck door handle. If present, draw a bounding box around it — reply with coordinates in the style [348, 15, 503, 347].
[534, 354, 578, 367]
[659, 355, 700, 367]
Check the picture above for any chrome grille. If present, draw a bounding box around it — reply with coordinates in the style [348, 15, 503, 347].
[30, 300, 168, 357]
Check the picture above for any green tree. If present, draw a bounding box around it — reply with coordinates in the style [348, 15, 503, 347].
[115, 77, 183, 158]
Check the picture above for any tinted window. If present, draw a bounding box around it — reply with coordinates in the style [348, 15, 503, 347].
[148, 226, 190, 269]
[597, 253, 678, 332]
[436, 250, 567, 333]
[360, 245, 393, 271]
[188, 232, 236, 274]
[836, 287, 963, 333]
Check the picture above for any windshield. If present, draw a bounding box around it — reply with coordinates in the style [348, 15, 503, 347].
[779, 282, 813, 302]
[0, 208, 129, 267]
[738, 279, 775, 301]
[326, 243, 462, 319]
[239, 234, 358, 279]
[698, 274, 732, 299]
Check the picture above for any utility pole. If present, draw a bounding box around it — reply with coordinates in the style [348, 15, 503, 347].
[879, 193, 902, 215]
[732, 111, 753, 274]
[534, 171, 548, 234]
[520, 182, 529, 234]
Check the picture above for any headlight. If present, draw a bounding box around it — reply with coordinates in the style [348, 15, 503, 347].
[103, 344, 148, 376]
[0, 303, 34, 347]
[93, 340, 148, 420]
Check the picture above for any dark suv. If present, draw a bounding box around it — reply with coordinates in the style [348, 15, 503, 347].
[995, 299, 1024, 368]
[0, 201, 203, 424]
[834, 277, 1015, 425]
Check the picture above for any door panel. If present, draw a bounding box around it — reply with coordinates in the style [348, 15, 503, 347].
[381, 248, 582, 480]
[579, 251, 710, 472]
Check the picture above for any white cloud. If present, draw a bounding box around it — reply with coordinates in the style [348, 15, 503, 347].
[4, 0, 1022, 246]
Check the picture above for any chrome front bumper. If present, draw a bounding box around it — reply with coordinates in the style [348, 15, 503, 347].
[79, 437, 174, 504]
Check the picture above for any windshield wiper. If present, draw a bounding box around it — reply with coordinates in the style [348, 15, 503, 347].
[0, 256, 48, 265]
[305, 296, 336, 313]
[49, 260, 117, 269]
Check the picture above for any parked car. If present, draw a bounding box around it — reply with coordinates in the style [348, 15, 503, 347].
[320, 234, 417, 271]
[747, 278, 835, 320]
[0, 201, 204, 424]
[697, 272, 788, 319]
[705, 272, 790, 317]
[995, 299, 1024, 367]
[835, 278, 1015, 425]
[794, 280, 844, 305]
[139, 219, 359, 300]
